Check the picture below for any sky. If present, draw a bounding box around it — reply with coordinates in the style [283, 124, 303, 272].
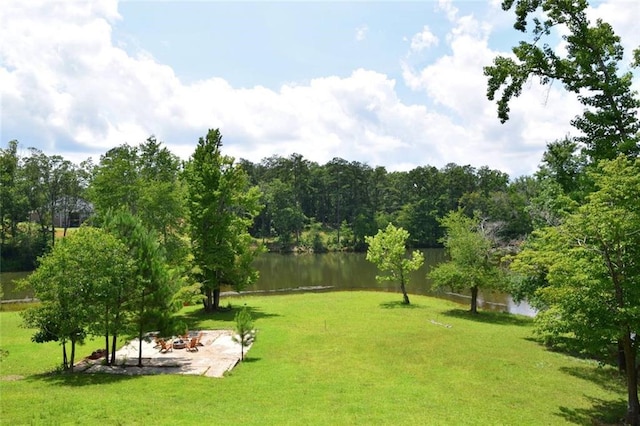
[1, 0, 639, 178]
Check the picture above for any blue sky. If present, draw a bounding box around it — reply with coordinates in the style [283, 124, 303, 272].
[1, 0, 638, 178]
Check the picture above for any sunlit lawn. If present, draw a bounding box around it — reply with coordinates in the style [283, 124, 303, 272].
[0, 291, 626, 425]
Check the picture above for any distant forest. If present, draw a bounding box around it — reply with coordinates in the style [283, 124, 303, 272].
[1, 136, 549, 270]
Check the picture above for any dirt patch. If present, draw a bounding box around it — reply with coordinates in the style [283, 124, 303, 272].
[75, 330, 252, 378]
[1, 375, 25, 381]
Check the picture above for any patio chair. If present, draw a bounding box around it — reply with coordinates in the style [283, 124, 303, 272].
[158, 339, 173, 353]
[186, 337, 199, 352]
[195, 331, 204, 346]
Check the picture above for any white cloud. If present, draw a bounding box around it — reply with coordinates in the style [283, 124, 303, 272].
[401, 3, 585, 176]
[410, 26, 439, 53]
[437, 0, 459, 22]
[0, 0, 459, 173]
[355, 25, 368, 42]
[0, 0, 501, 175]
[1, 0, 635, 179]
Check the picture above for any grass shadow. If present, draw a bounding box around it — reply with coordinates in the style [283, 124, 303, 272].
[441, 308, 532, 326]
[28, 370, 142, 387]
[559, 365, 625, 395]
[556, 396, 626, 425]
[178, 305, 281, 330]
[379, 300, 425, 309]
[239, 356, 261, 363]
[555, 365, 627, 425]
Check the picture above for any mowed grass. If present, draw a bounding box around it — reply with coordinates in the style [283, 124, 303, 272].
[0, 292, 626, 425]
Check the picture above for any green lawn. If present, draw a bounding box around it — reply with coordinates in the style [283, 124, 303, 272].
[0, 292, 626, 425]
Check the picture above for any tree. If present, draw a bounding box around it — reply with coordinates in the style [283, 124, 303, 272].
[536, 138, 588, 200]
[21, 227, 133, 371]
[232, 305, 255, 361]
[0, 141, 28, 244]
[101, 209, 178, 367]
[263, 178, 306, 250]
[365, 223, 424, 305]
[88, 138, 187, 264]
[56, 160, 91, 237]
[428, 210, 503, 314]
[88, 144, 140, 214]
[21, 148, 51, 244]
[510, 156, 640, 425]
[183, 129, 263, 312]
[136, 136, 187, 263]
[485, 0, 640, 162]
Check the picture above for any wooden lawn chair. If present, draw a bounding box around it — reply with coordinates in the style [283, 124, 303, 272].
[186, 337, 199, 352]
[195, 331, 204, 346]
[158, 339, 173, 353]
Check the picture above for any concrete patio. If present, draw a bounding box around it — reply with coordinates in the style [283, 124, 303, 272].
[75, 330, 252, 378]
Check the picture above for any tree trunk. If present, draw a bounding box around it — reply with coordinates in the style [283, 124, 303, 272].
[69, 339, 76, 372]
[470, 286, 478, 314]
[204, 287, 214, 312]
[104, 333, 109, 366]
[137, 293, 146, 368]
[62, 342, 68, 370]
[110, 334, 118, 366]
[204, 287, 222, 312]
[104, 307, 110, 364]
[50, 206, 56, 247]
[618, 339, 626, 372]
[400, 280, 410, 305]
[137, 328, 144, 368]
[213, 288, 221, 310]
[622, 333, 639, 426]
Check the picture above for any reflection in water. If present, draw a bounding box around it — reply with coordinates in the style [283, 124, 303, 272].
[250, 250, 535, 316]
[0, 271, 32, 301]
[2, 250, 536, 316]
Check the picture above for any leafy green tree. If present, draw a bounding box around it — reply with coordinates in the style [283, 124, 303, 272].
[88, 144, 140, 214]
[21, 227, 133, 371]
[536, 138, 588, 200]
[428, 210, 503, 314]
[440, 163, 478, 214]
[101, 209, 178, 366]
[21, 148, 51, 243]
[0, 140, 28, 244]
[184, 129, 263, 312]
[56, 160, 91, 237]
[511, 156, 640, 425]
[232, 305, 255, 361]
[352, 212, 376, 251]
[365, 223, 424, 305]
[485, 0, 640, 162]
[88, 138, 187, 264]
[136, 137, 187, 263]
[0, 141, 42, 270]
[397, 166, 442, 247]
[263, 178, 306, 250]
[301, 219, 326, 253]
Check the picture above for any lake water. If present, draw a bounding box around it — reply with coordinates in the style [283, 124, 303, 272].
[244, 250, 535, 316]
[1, 250, 535, 316]
[0, 271, 32, 301]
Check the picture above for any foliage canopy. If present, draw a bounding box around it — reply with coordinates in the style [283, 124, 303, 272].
[365, 223, 424, 304]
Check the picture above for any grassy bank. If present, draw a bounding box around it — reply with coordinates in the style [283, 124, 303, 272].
[0, 292, 626, 425]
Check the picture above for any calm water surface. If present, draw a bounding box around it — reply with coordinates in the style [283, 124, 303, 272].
[247, 250, 535, 316]
[0, 271, 31, 300]
[1, 250, 534, 315]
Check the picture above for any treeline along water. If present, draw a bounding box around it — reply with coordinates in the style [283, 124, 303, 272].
[1, 250, 534, 315]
